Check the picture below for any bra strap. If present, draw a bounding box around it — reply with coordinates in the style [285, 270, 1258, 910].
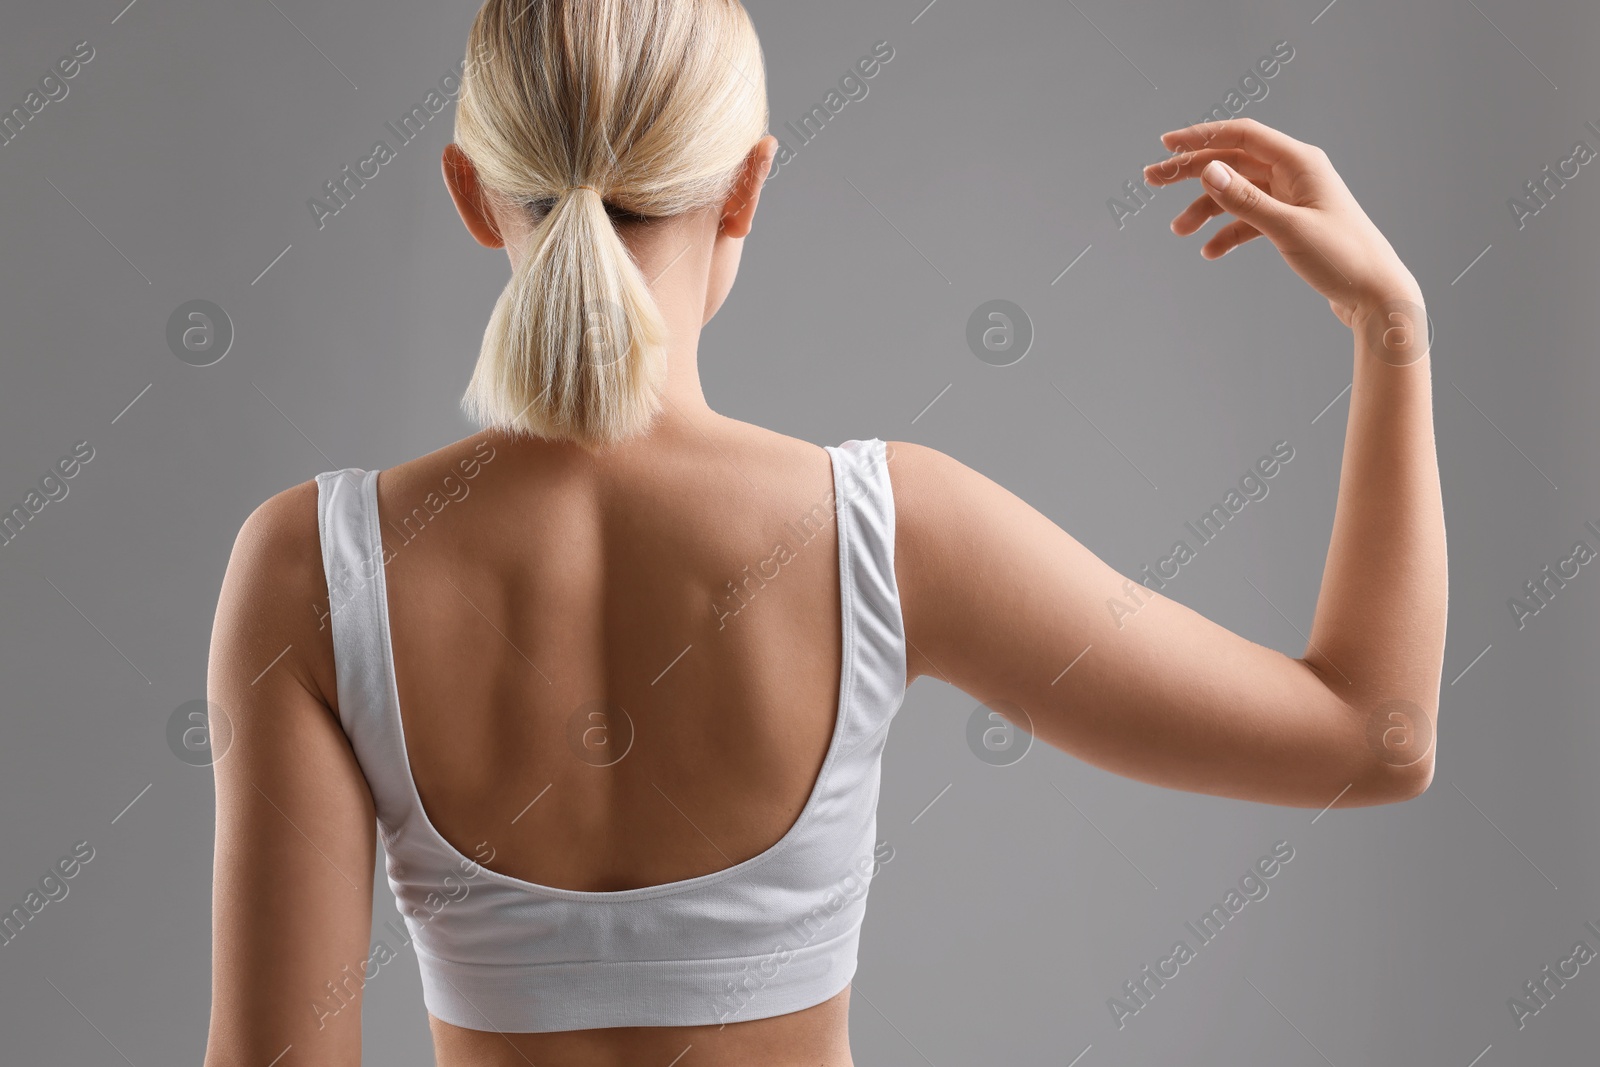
[828, 438, 909, 750]
[314, 467, 414, 831]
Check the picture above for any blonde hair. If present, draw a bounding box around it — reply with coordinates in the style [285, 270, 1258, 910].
[454, 0, 768, 449]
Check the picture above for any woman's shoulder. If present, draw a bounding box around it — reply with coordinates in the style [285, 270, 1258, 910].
[217, 474, 338, 712]
[231, 476, 323, 573]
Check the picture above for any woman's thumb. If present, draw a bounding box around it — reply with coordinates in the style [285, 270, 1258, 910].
[1201, 159, 1289, 236]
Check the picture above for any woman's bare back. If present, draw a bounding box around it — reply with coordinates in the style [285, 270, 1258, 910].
[334, 419, 864, 1064]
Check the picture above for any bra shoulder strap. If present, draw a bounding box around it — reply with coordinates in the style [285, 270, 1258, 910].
[827, 438, 908, 740]
[313, 467, 415, 831]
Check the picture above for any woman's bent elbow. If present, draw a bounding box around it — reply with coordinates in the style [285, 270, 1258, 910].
[1395, 751, 1436, 800]
[1352, 747, 1436, 805]
[1333, 691, 1438, 805]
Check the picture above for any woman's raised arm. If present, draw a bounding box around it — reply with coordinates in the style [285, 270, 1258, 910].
[892, 118, 1445, 808]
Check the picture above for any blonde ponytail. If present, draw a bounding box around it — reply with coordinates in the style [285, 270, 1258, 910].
[467, 185, 669, 446]
[454, 0, 769, 449]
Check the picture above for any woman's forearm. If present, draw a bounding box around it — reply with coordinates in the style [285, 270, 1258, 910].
[1303, 290, 1448, 768]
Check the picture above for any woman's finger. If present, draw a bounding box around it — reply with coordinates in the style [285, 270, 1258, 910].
[1144, 148, 1272, 189]
[1160, 116, 1319, 169]
[1200, 217, 1265, 259]
[1169, 191, 1226, 236]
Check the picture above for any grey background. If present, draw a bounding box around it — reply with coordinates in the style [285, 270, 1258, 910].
[1, 0, 1595, 1063]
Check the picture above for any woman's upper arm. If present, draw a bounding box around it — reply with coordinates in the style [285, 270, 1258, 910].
[205, 481, 376, 1066]
[887, 440, 1429, 808]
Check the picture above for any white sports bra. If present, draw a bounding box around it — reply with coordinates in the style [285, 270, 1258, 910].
[313, 437, 907, 1032]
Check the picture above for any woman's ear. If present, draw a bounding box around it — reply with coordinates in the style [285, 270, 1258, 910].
[719, 135, 780, 240]
[442, 144, 506, 249]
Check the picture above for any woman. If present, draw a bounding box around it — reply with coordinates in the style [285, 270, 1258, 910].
[204, 1, 1445, 1064]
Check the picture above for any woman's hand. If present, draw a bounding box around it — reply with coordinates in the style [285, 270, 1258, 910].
[1143, 117, 1421, 331]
